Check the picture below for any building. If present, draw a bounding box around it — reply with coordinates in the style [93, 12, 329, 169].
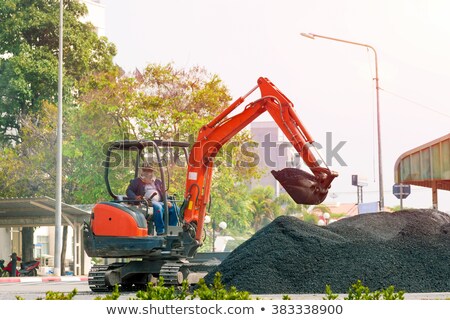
[249, 121, 298, 196]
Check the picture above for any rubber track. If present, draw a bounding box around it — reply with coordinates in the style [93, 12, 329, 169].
[160, 262, 182, 286]
[88, 265, 110, 292]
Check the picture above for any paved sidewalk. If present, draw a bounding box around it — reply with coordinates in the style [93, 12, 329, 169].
[0, 276, 88, 283]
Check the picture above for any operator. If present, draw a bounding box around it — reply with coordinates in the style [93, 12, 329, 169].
[126, 162, 178, 235]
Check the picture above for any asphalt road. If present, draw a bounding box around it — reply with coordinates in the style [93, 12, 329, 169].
[1, 280, 449, 300]
[0, 280, 96, 300]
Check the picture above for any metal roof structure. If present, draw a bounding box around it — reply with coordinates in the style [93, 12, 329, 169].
[394, 133, 450, 208]
[0, 196, 90, 227]
[0, 197, 91, 276]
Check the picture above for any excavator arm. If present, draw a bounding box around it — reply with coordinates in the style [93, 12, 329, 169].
[183, 77, 338, 241]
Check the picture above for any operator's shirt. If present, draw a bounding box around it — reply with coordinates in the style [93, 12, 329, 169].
[144, 181, 161, 202]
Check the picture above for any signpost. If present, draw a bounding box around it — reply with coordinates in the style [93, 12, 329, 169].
[393, 184, 411, 209]
[352, 174, 368, 204]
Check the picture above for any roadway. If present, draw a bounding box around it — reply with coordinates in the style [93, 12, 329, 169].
[0, 278, 449, 300]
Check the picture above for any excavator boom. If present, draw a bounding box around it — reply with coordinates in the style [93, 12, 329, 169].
[183, 77, 338, 241]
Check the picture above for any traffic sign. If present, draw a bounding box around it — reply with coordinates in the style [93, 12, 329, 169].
[352, 174, 368, 186]
[393, 184, 411, 199]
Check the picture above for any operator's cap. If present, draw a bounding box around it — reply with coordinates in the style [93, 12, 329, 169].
[140, 161, 156, 171]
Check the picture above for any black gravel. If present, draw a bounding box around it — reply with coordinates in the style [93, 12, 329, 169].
[203, 209, 450, 294]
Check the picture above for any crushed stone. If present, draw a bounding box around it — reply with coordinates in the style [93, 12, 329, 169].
[204, 209, 450, 294]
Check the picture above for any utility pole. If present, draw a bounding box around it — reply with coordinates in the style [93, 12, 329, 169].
[54, 0, 63, 277]
[301, 33, 384, 210]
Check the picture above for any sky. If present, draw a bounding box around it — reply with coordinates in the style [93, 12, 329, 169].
[104, 0, 450, 212]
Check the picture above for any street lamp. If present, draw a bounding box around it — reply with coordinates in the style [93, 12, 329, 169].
[54, 0, 64, 277]
[300, 33, 384, 210]
[203, 216, 227, 252]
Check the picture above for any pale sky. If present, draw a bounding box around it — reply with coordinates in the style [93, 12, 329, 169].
[104, 0, 450, 211]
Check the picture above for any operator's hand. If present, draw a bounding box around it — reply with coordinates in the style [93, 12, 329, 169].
[135, 195, 143, 200]
[167, 201, 173, 208]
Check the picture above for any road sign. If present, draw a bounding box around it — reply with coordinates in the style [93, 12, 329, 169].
[393, 184, 411, 199]
[352, 174, 368, 186]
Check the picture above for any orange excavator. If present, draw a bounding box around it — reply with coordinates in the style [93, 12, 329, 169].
[83, 77, 338, 291]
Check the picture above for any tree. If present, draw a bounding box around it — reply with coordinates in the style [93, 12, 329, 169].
[249, 186, 281, 230]
[208, 168, 253, 234]
[0, 0, 116, 145]
[275, 193, 310, 217]
[0, 103, 59, 198]
[63, 67, 133, 203]
[131, 63, 232, 141]
[68, 63, 262, 206]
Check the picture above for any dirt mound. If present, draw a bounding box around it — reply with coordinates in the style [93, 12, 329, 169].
[204, 209, 450, 294]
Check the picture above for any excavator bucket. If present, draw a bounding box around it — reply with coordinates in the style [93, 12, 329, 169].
[271, 168, 330, 205]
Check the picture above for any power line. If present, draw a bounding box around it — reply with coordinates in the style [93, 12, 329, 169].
[380, 87, 450, 118]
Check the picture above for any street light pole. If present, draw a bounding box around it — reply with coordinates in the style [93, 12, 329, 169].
[54, 0, 63, 276]
[300, 33, 384, 210]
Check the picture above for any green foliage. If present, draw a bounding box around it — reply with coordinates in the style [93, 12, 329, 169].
[323, 280, 405, 300]
[0, 0, 116, 145]
[206, 133, 262, 235]
[132, 277, 190, 300]
[127, 63, 232, 142]
[276, 193, 305, 215]
[345, 280, 382, 300]
[323, 284, 339, 300]
[15, 277, 406, 301]
[19, 273, 251, 301]
[16, 288, 78, 300]
[379, 284, 405, 300]
[302, 212, 319, 224]
[65, 63, 245, 204]
[208, 172, 253, 234]
[95, 284, 120, 300]
[193, 272, 251, 300]
[43, 288, 78, 300]
[0, 103, 59, 198]
[249, 186, 281, 230]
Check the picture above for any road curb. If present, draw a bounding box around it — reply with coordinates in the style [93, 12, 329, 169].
[0, 276, 88, 283]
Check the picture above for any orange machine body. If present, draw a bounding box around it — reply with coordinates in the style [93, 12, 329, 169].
[91, 202, 148, 237]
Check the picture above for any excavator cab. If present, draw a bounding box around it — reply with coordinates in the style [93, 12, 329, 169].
[97, 139, 192, 237]
[84, 139, 199, 256]
[103, 139, 190, 206]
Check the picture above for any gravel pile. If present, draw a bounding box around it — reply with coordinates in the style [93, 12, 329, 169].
[204, 209, 450, 294]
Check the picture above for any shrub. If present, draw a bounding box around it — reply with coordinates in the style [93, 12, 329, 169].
[193, 272, 251, 300]
[323, 280, 404, 300]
